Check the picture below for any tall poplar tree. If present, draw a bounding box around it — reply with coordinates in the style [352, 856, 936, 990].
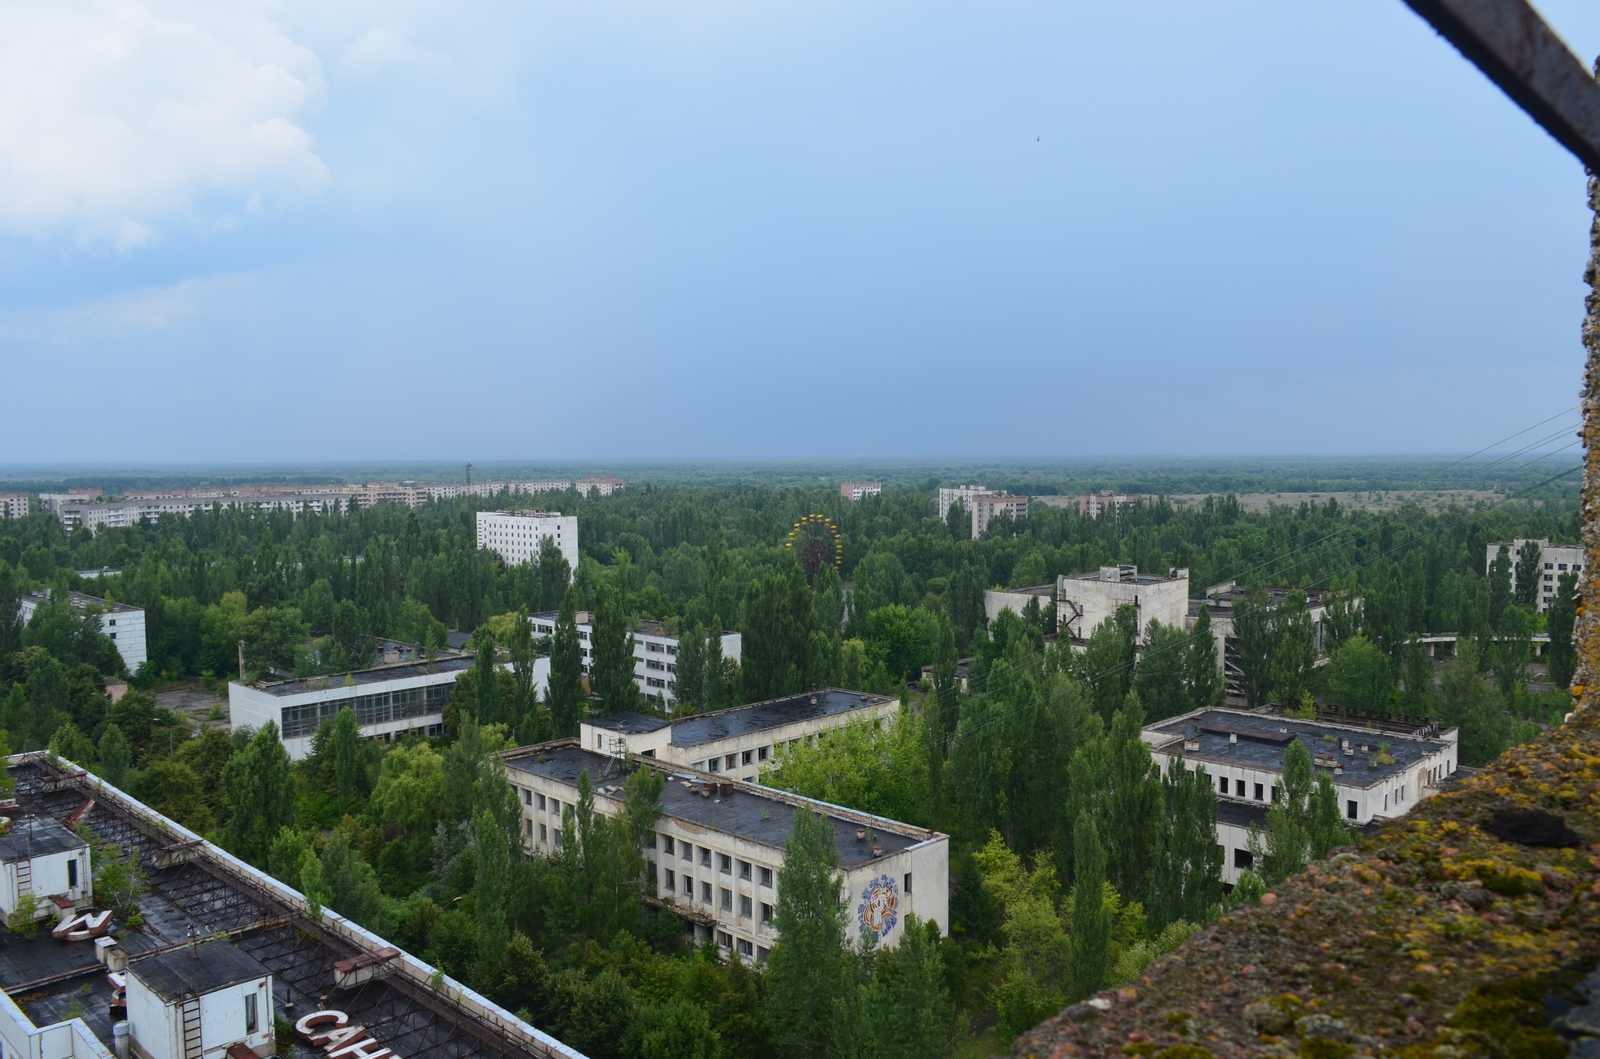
[472, 631, 502, 724]
[1487, 544, 1512, 630]
[547, 586, 585, 737]
[766, 808, 849, 1059]
[1148, 755, 1222, 929]
[1231, 586, 1276, 708]
[591, 578, 642, 714]
[673, 621, 708, 713]
[1066, 812, 1111, 1004]
[508, 608, 540, 738]
[1270, 593, 1316, 706]
[1513, 540, 1543, 608]
[1548, 572, 1578, 690]
[1184, 603, 1222, 712]
[742, 560, 810, 702]
[221, 722, 297, 866]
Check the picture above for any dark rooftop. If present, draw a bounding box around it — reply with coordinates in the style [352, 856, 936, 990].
[504, 743, 933, 865]
[246, 654, 472, 697]
[587, 712, 671, 735]
[21, 590, 141, 615]
[129, 941, 270, 1003]
[1148, 709, 1452, 789]
[0, 814, 88, 862]
[667, 688, 894, 747]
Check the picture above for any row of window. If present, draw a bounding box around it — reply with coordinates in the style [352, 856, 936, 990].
[696, 737, 814, 774]
[655, 834, 777, 886]
[660, 867, 776, 924]
[281, 683, 450, 738]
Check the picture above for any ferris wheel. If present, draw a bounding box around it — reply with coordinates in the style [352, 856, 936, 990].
[785, 514, 843, 583]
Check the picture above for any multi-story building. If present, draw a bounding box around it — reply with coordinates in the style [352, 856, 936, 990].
[839, 482, 882, 502]
[476, 510, 579, 572]
[427, 480, 573, 501]
[1487, 537, 1584, 612]
[1078, 491, 1138, 518]
[227, 649, 529, 760]
[577, 477, 626, 497]
[18, 590, 147, 671]
[503, 742, 947, 960]
[0, 494, 27, 519]
[937, 485, 999, 520]
[579, 687, 899, 781]
[1142, 708, 1458, 884]
[527, 613, 740, 708]
[971, 494, 1029, 537]
[1056, 565, 1189, 645]
[42, 492, 357, 533]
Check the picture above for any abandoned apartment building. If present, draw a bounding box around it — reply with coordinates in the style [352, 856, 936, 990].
[502, 741, 948, 963]
[0, 754, 584, 1059]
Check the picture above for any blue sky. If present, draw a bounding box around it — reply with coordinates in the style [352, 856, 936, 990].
[2, 0, 1598, 463]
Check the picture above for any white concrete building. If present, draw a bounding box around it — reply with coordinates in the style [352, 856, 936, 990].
[44, 494, 355, 533]
[0, 815, 92, 925]
[579, 687, 899, 782]
[503, 742, 947, 960]
[839, 482, 882, 502]
[971, 495, 1028, 537]
[19, 591, 147, 672]
[937, 486, 998, 520]
[983, 585, 1054, 627]
[1078, 491, 1137, 519]
[1143, 708, 1459, 885]
[1056, 565, 1189, 645]
[228, 651, 534, 760]
[427, 480, 572, 501]
[476, 511, 578, 573]
[0, 494, 27, 519]
[1487, 537, 1584, 612]
[528, 614, 739, 709]
[126, 942, 274, 1059]
[577, 477, 626, 497]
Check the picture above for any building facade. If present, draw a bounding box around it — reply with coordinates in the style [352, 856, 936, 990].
[839, 482, 882, 502]
[1143, 708, 1459, 884]
[19, 591, 147, 672]
[579, 688, 899, 782]
[983, 585, 1054, 626]
[1078, 491, 1137, 518]
[0, 495, 27, 519]
[528, 613, 740, 708]
[938, 485, 998, 520]
[503, 742, 948, 961]
[0, 815, 92, 925]
[1487, 537, 1584, 612]
[971, 494, 1029, 537]
[1056, 565, 1189, 644]
[476, 511, 579, 572]
[577, 477, 626, 496]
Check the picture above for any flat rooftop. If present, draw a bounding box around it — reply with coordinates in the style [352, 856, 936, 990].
[661, 688, 894, 748]
[243, 654, 472, 697]
[1147, 709, 1451, 789]
[129, 940, 270, 1003]
[1, 758, 575, 1059]
[21, 590, 142, 615]
[586, 711, 671, 736]
[0, 814, 88, 861]
[504, 743, 934, 866]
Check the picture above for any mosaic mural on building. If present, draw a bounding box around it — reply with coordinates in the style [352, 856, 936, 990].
[857, 873, 899, 939]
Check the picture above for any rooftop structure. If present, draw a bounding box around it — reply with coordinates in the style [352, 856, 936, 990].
[528, 614, 738, 710]
[0, 754, 582, 1059]
[476, 511, 578, 575]
[502, 742, 946, 961]
[1143, 708, 1458, 835]
[1077, 491, 1137, 519]
[1056, 565, 1189, 645]
[839, 482, 882, 502]
[1486, 537, 1584, 612]
[971, 494, 1028, 537]
[983, 584, 1053, 627]
[0, 813, 93, 926]
[937, 485, 997, 520]
[580, 688, 898, 782]
[19, 590, 147, 672]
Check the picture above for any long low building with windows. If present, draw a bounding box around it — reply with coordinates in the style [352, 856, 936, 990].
[527, 613, 740, 710]
[579, 688, 899, 783]
[503, 741, 947, 962]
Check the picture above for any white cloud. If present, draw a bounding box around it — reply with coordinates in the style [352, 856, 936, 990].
[339, 27, 450, 76]
[0, 0, 329, 246]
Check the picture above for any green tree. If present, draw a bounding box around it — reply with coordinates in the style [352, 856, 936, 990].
[590, 578, 641, 714]
[473, 807, 511, 989]
[1547, 571, 1578, 690]
[766, 808, 849, 1059]
[1148, 755, 1222, 930]
[1251, 738, 1311, 885]
[1489, 605, 1532, 701]
[862, 605, 938, 684]
[1072, 607, 1137, 724]
[945, 555, 986, 651]
[1513, 539, 1543, 608]
[537, 536, 573, 611]
[945, 498, 969, 541]
[1231, 586, 1276, 708]
[0, 560, 24, 660]
[1401, 637, 1436, 715]
[97, 723, 131, 788]
[320, 830, 388, 932]
[673, 621, 708, 713]
[221, 722, 298, 865]
[1270, 592, 1316, 706]
[470, 631, 504, 724]
[332, 706, 363, 807]
[1487, 544, 1512, 630]
[331, 599, 374, 668]
[548, 586, 585, 737]
[22, 594, 123, 674]
[1437, 641, 1512, 767]
[1132, 620, 1188, 722]
[239, 605, 310, 678]
[133, 760, 213, 832]
[397, 597, 448, 653]
[1184, 603, 1222, 712]
[1325, 635, 1391, 715]
[1066, 811, 1112, 1003]
[743, 560, 811, 702]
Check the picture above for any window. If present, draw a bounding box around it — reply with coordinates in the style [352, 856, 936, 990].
[758, 746, 769, 762]
[760, 867, 773, 887]
[1347, 800, 1358, 820]
[524, 819, 532, 838]
[717, 931, 733, 949]
[520, 788, 531, 806]
[739, 860, 752, 880]
[68, 859, 78, 888]
[661, 835, 675, 856]
[540, 824, 548, 844]
[1271, 785, 1280, 802]
[684, 876, 694, 897]
[1547, 562, 1555, 570]
[721, 888, 733, 911]
[761, 902, 774, 924]
[742, 750, 753, 766]
[1234, 848, 1254, 870]
[700, 847, 711, 867]
[1546, 574, 1555, 582]
[757, 946, 770, 963]
[551, 799, 561, 815]
[736, 938, 754, 958]
[681, 843, 692, 862]
[719, 854, 733, 874]
[701, 882, 713, 903]
[245, 993, 258, 1035]
[740, 894, 753, 917]
[904, 872, 912, 895]
[1218, 775, 1227, 794]
[725, 754, 736, 770]
[646, 832, 657, 849]
[1235, 779, 1245, 797]
[666, 869, 675, 892]
[1254, 783, 1264, 801]
[708, 757, 720, 773]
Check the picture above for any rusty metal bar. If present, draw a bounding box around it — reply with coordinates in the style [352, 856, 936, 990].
[1402, 0, 1600, 169]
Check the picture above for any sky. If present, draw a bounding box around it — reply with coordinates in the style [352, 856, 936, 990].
[2, 0, 1599, 463]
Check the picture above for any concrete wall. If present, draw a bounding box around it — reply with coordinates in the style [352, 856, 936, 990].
[1057, 569, 1189, 644]
[983, 586, 1053, 627]
[0, 989, 115, 1059]
[1, 847, 90, 917]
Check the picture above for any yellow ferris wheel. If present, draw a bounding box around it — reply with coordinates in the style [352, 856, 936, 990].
[785, 514, 843, 582]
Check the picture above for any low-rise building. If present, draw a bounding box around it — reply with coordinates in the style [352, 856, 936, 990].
[125, 943, 274, 1059]
[1078, 491, 1137, 518]
[476, 510, 579, 573]
[1487, 537, 1584, 612]
[0, 814, 92, 926]
[579, 688, 899, 782]
[0, 494, 27, 519]
[1056, 565, 1189, 645]
[971, 494, 1028, 537]
[19, 590, 147, 672]
[1142, 708, 1458, 884]
[983, 584, 1054, 626]
[937, 485, 998, 520]
[503, 742, 947, 960]
[839, 482, 882, 502]
[528, 613, 740, 709]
